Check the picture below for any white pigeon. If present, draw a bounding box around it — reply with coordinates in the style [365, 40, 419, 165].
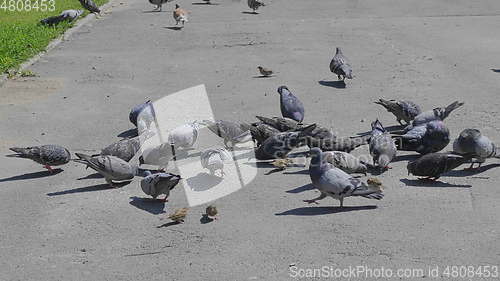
[168, 122, 199, 150]
[200, 148, 232, 177]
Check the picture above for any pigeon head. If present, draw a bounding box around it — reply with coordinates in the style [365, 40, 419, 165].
[175, 4, 180, 8]
[377, 154, 391, 171]
[460, 128, 481, 140]
[309, 147, 323, 165]
[406, 160, 416, 175]
[257, 66, 263, 71]
[277, 86, 290, 96]
[371, 119, 385, 134]
[169, 174, 182, 189]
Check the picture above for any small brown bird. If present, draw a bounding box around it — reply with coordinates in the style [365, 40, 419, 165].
[173, 4, 188, 27]
[257, 66, 274, 77]
[205, 205, 218, 219]
[271, 158, 293, 170]
[168, 208, 188, 223]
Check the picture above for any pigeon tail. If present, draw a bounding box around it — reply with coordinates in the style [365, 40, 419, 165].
[8, 147, 33, 158]
[442, 101, 464, 119]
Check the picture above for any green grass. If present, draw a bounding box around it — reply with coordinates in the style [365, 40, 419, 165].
[0, 0, 107, 73]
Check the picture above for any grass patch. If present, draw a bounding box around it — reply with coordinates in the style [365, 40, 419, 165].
[0, 0, 107, 74]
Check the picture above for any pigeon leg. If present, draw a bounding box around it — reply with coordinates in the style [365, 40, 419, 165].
[158, 5, 162, 11]
[339, 198, 344, 208]
[44, 165, 54, 172]
[337, 75, 341, 80]
[303, 192, 327, 204]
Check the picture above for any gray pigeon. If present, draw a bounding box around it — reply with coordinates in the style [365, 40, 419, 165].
[129, 100, 153, 127]
[149, 0, 173, 11]
[453, 129, 500, 169]
[369, 120, 397, 171]
[8, 145, 71, 172]
[79, 0, 100, 13]
[374, 99, 422, 125]
[247, 0, 265, 13]
[254, 116, 301, 132]
[323, 151, 368, 175]
[277, 86, 305, 123]
[394, 120, 450, 154]
[255, 124, 316, 160]
[406, 101, 464, 130]
[99, 137, 141, 162]
[141, 171, 181, 201]
[168, 122, 199, 150]
[40, 10, 83, 25]
[305, 148, 383, 207]
[74, 153, 136, 186]
[407, 152, 473, 180]
[240, 122, 280, 146]
[200, 148, 232, 177]
[329, 47, 353, 81]
[201, 120, 251, 148]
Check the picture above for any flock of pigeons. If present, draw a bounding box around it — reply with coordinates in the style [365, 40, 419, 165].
[20, 0, 499, 217]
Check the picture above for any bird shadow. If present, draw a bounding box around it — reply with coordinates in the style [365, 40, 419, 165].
[0, 169, 63, 182]
[77, 173, 104, 180]
[165, 26, 183, 31]
[241, 11, 258, 14]
[46, 183, 124, 196]
[285, 183, 315, 194]
[157, 221, 181, 228]
[117, 128, 138, 138]
[282, 169, 309, 175]
[185, 172, 223, 191]
[275, 205, 377, 216]
[400, 178, 471, 188]
[142, 10, 165, 13]
[129, 196, 166, 215]
[318, 80, 346, 89]
[490, 69, 500, 73]
[252, 75, 273, 78]
[192, 2, 219, 4]
[443, 163, 500, 177]
[200, 214, 214, 224]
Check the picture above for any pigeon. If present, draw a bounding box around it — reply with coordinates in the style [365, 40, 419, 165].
[305, 148, 383, 207]
[329, 47, 353, 81]
[201, 120, 251, 147]
[254, 116, 301, 132]
[140, 142, 174, 169]
[374, 99, 422, 126]
[205, 205, 218, 219]
[140, 171, 181, 201]
[129, 100, 153, 127]
[394, 120, 450, 154]
[73, 153, 136, 186]
[7, 145, 71, 172]
[323, 151, 368, 175]
[173, 4, 188, 26]
[407, 152, 473, 180]
[247, 0, 264, 13]
[306, 134, 369, 153]
[40, 10, 83, 25]
[98, 137, 141, 162]
[168, 122, 199, 150]
[149, 0, 172, 11]
[453, 129, 500, 169]
[241, 122, 280, 146]
[369, 120, 397, 171]
[406, 101, 464, 130]
[257, 66, 273, 77]
[255, 124, 316, 160]
[168, 208, 188, 223]
[200, 148, 232, 177]
[277, 86, 305, 123]
[79, 0, 100, 13]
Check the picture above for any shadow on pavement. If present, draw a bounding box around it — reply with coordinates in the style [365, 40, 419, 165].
[129, 196, 166, 215]
[0, 169, 63, 182]
[276, 205, 377, 216]
[318, 80, 346, 89]
[47, 182, 129, 196]
[400, 178, 471, 188]
[443, 163, 500, 177]
[285, 183, 315, 194]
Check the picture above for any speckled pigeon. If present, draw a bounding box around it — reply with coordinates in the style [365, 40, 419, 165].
[8, 145, 71, 172]
[277, 86, 305, 123]
[374, 99, 422, 125]
[323, 151, 368, 175]
[305, 148, 383, 207]
[255, 124, 316, 160]
[141, 171, 181, 201]
[254, 116, 301, 132]
[330, 47, 353, 81]
[241, 122, 280, 146]
[453, 129, 500, 169]
[202, 120, 251, 147]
